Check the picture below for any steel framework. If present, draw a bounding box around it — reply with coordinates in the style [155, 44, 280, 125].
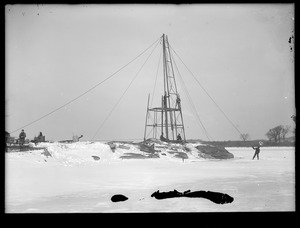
[144, 34, 186, 142]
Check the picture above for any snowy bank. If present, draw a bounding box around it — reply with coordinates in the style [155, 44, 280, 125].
[10, 141, 233, 165]
[5, 144, 294, 212]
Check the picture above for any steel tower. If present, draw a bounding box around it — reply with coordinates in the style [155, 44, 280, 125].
[144, 34, 186, 142]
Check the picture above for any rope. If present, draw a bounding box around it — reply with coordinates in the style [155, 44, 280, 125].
[150, 46, 163, 108]
[170, 46, 243, 137]
[91, 40, 160, 140]
[146, 126, 154, 139]
[9, 37, 161, 134]
[172, 54, 213, 141]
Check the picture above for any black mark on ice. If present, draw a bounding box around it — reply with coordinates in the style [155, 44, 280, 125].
[41, 148, 52, 158]
[111, 194, 128, 202]
[91, 155, 100, 160]
[151, 189, 234, 204]
[107, 142, 116, 152]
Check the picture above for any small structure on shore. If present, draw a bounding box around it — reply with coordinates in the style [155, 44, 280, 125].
[33, 132, 46, 144]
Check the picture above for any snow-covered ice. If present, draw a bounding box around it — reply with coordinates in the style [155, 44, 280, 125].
[5, 142, 295, 212]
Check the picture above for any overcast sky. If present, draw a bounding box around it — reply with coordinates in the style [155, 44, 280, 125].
[5, 4, 295, 141]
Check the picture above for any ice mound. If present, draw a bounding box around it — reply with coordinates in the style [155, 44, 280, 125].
[39, 142, 117, 165]
[32, 140, 233, 166]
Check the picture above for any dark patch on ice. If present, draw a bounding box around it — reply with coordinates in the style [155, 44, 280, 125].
[147, 153, 159, 158]
[107, 142, 117, 152]
[183, 146, 191, 152]
[120, 153, 159, 159]
[41, 148, 52, 158]
[184, 190, 234, 204]
[91, 155, 100, 160]
[111, 194, 128, 202]
[151, 189, 186, 199]
[196, 145, 234, 159]
[151, 189, 234, 204]
[118, 144, 130, 150]
[155, 145, 168, 149]
[139, 143, 156, 153]
[120, 153, 147, 159]
[174, 152, 188, 159]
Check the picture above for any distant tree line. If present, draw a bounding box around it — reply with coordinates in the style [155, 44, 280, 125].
[240, 133, 250, 141]
[239, 122, 294, 144]
[265, 125, 291, 143]
[194, 117, 295, 147]
[201, 139, 294, 148]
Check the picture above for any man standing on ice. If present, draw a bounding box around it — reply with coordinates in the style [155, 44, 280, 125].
[252, 142, 262, 160]
[19, 129, 26, 146]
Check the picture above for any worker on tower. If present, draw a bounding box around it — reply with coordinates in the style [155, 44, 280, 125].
[176, 95, 181, 108]
[177, 133, 182, 141]
[160, 132, 166, 141]
[163, 93, 167, 108]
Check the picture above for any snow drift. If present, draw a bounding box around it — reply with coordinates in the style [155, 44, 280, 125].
[20, 140, 233, 165]
[5, 143, 294, 213]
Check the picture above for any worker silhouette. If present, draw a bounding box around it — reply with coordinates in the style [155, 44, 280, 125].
[176, 95, 181, 108]
[177, 133, 182, 141]
[19, 129, 26, 146]
[73, 134, 83, 142]
[252, 144, 261, 160]
[160, 132, 166, 141]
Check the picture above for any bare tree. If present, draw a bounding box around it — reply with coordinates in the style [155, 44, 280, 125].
[266, 125, 290, 143]
[281, 125, 290, 141]
[240, 133, 250, 141]
[291, 115, 296, 135]
[266, 129, 276, 142]
[266, 125, 283, 143]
